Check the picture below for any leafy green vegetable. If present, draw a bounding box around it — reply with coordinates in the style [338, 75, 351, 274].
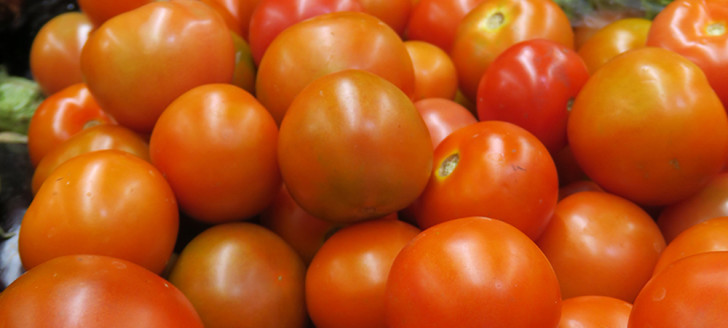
[0, 65, 44, 135]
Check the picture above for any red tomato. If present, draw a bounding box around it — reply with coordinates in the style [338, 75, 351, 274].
[306, 219, 420, 328]
[358, 0, 412, 36]
[567, 47, 728, 206]
[577, 17, 651, 74]
[255, 11, 415, 124]
[409, 120, 558, 240]
[248, 0, 364, 65]
[77, 0, 152, 26]
[149, 84, 280, 224]
[536, 191, 666, 302]
[31, 124, 149, 194]
[405, 41, 459, 101]
[653, 216, 728, 275]
[629, 251, 728, 327]
[29, 12, 92, 96]
[450, 0, 574, 101]
[385, 216, 562, 328]
[168, 222, 307, 328]
[26, 83, 116, 167]
[200, 0, 262, 40]
[80, 0, 235, 133]
[278, 69, 432, 223]
[0, 255, 203, 328]
[405, 0, 486, 51]
[657, 173, 728, 242]
[558, 295, 633, 328]
[477, 39, 589, 154]
[19, 150, 179, 274]
[414, 97, 477, 149]
[647, 0, 728, 108]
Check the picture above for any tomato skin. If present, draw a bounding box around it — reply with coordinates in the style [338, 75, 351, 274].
[168, 222, 307, 328]
[414, 97, 477, 149]
[306, 219, 420, 328]
[77, 0, 152, 26]
[0, 255, 203, 328]
[19, 150, 179, 274]
[358, 0, 412, 36]
[81, 0, 235, 133]
[149, 84, 280, 224]
[385, 217, 562, 328]
[647, 0, 728, 108]
[558, 295, 632, 328]
[255, 11, 415, 124]
[31, 124, 150, 194]
[653, 216, 728, 275]
[450, 0, 574, 101]
[477, 39, 589, 154]
[536, 191, 666, 302]
[29, 12, 92, 96]
[577, 18, 651, 74]
[405, 0, 485, 51]
[26, 83, 116, 167]
[278, 69, 432, 223]
[405, 41, 459, 101]
[558, 180, 604, 201]
[410, 120, 558, 240]
[248, 0, 364, 65]
[200, 0, 262, 40]
[567, 47, 728, 206]
[628, 251, 728, 328]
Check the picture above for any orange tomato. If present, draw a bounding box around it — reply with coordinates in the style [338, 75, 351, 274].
[577, 17, 651, 74]
[405, 41, 459, 101]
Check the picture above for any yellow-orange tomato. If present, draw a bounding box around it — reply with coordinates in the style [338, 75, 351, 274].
[77, 0, 152, 27]
[577, 18, 651, 74]
[404, 41, 459, 101]
[358, 0, 412, 36]
[558, 295, 632, 328]
[653, 216, 728, 276]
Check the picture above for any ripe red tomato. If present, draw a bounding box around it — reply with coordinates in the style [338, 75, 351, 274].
[385, 216, 562, 328]
[248, 0, 364, 65]
[477, 38, 589, 154]
[278, 69, 432, 223]
[29, 12, 92, 96]
[558, 295, 633, 328]
[567, 47, 728, 206]
[26, 83, 116, 167]
[0, 255, 203, 328]
[405, 41, 459, 101]
[149, 84, 280, 224]
[255, 11, 415, 124]
[306, 219, 420, 328]
[450, 0, 574, 101]
[409, 120, 558, 240]
[168, 222, 307, 328]
[577, 17, 651, 74]
[653, 216, 728, 275]
[647, 0, 728, 108]
[629, 251, 728, 327]
[405, 0, 485, 51]
[77, 0, 152, 26]
[19, 150, 179, 274]
[31, 124, 150, 194]
[536, 191, 666, 302]
[80, 0, 235, 133]
[414, 97, 477, 149]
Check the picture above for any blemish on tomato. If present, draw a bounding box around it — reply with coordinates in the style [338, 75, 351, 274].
[485, 12, 505, 31]
[669, 159, 680, 170]
[706, 22, 726, 36]
[438, 153, 459, 178]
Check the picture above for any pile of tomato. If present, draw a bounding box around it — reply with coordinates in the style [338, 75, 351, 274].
[2, 0, 728, 327]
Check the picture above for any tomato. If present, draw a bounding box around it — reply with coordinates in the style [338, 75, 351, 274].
[149, 84, 280, 224]
[385, 216, 561, 328]
[255, 11, 415, 124]
[31, 124, 149, 194]
[80, 0, 235, 133]
[168, 222, 307, 328]
[231, 32, 257, 94]
[558, 295, 633, 328]
[306, 219, 420, 328]
[358, 0, 412, 36]
[0, 255, 203, 328]
[476, 38, 589, 154]
[536, 191, 666, 302]
[647, 0, 728, 108]
[26, 83, 116, 167]
[409, 120, 558, 240]
[248, 0, 363, 65]
[572, 9, 638, 50]
[200, 0, 262, 40]
[450, 0, 574, 101]
[19, 150, 179, 274]
[278, 69, 432, 223]
[629, 251, 728, 327]
[567, 47, 728, 206]
[404, 41, 459, 101]
[413, 97, 477, 149]
[77, 0, 152, 26]
[653, 216, 728, 275]
[405, 0, 486, 51]
[577, 17, 651, 74]
[657, 173, 728, 242]
[558, 180, 604, 201]
[29, 12, 92, 96]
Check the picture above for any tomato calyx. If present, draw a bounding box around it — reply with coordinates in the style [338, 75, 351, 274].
[483, 11, 506, 31]
[437, 152, 459, 179]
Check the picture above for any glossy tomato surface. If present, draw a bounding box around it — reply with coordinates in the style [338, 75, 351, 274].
[414, 97, 477, 149]
[405, 0, 485, 51]
[0, 255, 203, 328]
[405, 40, 459, 101]
[558, 295, 633, 328]
[653, 216, 728, 275]
[385, 216, 562, 328]
[567, 47, 728, 206]
[577, 17, 651, 74]
[77, 0, 152, 26]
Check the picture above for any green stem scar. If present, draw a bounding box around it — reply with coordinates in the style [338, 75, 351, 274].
[707, 22, 726, 36]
